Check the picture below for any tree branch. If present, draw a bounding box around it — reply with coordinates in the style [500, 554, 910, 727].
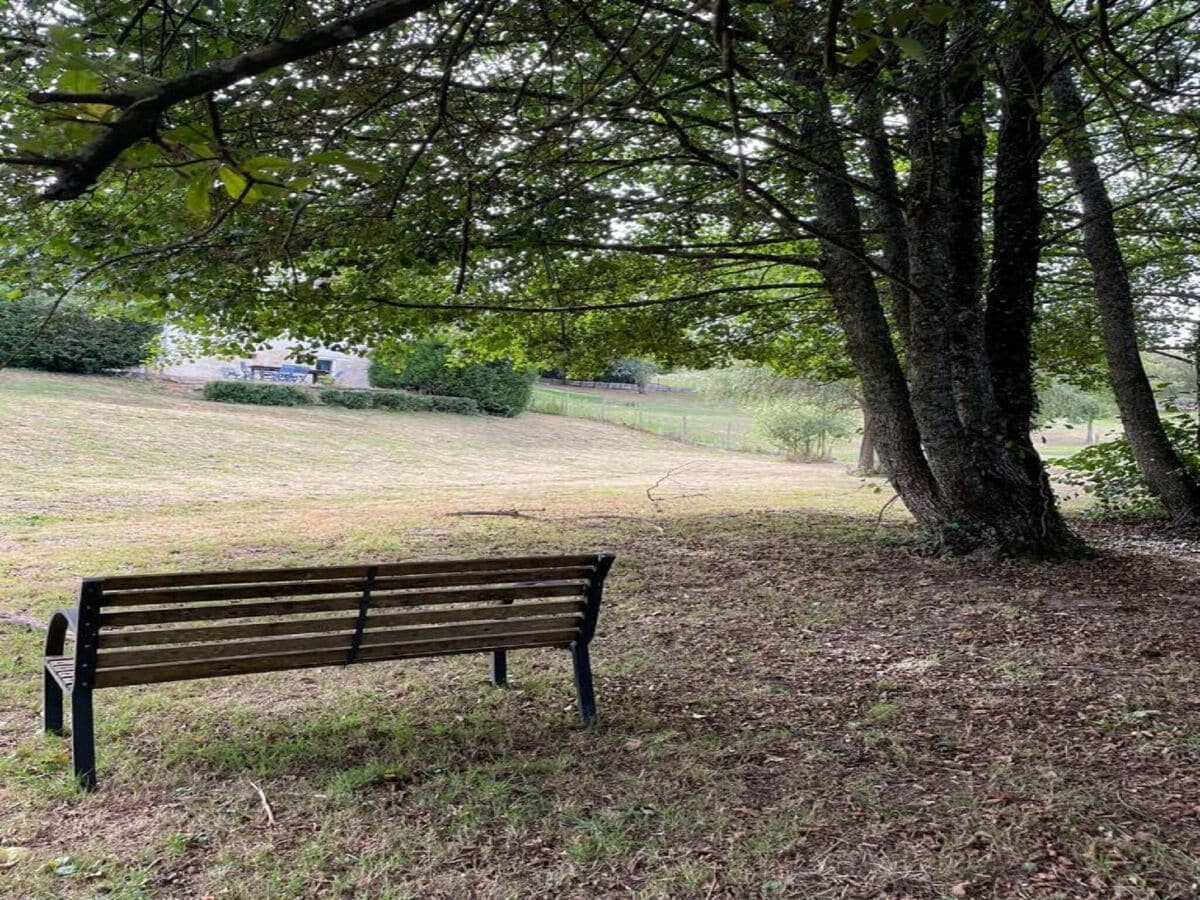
[27, 0, 443, 200]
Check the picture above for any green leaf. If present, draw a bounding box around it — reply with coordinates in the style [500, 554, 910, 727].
[243, 154, 293, 174]
[922, 3, 954, 24]
[57, 69, 102, 95]
[845, 37, 881, 66]
[46, 26, 85, 54]
[848, 9, 874, 31]
[894, 36, 928, 62]
[217, 166, 248, 199]
[185, 173, 212, 219]
[308, 150, 381, 180]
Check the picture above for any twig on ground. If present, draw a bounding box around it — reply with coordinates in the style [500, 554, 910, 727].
[447, 508, 547, 519]
[872, 493, 901, 533]
[249, 780, 276, 827]
[646, 462, 707, 504]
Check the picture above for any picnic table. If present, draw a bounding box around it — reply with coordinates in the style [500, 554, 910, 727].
[248, 364, 320, 384]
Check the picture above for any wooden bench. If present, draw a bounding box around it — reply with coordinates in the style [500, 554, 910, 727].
[43, 552, 615, 789]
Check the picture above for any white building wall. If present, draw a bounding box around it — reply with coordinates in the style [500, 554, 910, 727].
[144, 328, 373, 388]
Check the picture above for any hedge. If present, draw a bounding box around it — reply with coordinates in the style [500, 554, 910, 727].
[202, 381, 313, 406]
[0, 297, 158, 374]
[369, 338, 536, 416]
[320, 388, 478, 415]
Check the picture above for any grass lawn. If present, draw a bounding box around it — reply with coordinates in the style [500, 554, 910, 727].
[1, 371, 1196, 898]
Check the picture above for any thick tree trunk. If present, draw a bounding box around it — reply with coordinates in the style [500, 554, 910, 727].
[1050, 69, 1200, 523]
[787, 66, 941, 526]
[896, 25, 1083, 557]
[785, 50, 1082, 556]
[982, 38, 1085, 555]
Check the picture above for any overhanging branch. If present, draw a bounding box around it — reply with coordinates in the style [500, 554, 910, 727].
[25, 0, 443, 200]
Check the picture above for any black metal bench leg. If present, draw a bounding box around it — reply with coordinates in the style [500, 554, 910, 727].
[490, 650, 508, 688]
[71, 690, 97, 791]
[571, 643, 597, 727]
[43, 668, 64, 736]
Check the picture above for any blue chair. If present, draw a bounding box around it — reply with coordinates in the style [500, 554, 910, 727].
[279, 363, 309, 383]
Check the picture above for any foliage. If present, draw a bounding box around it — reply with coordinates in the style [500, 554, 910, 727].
[753, 397, 854, 462]
[321, 388, 478, 416]
[202, 381, 312, 406]
[1036, 379, 1112, 426]
[1057, 415, 1200, 517]
[0, 298, 158, 374]
[1143, 352, 1197, 408]
[597, 358, 659, 392]
[370, 338, 536, 417]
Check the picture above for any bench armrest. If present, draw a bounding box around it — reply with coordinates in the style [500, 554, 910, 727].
[45, 608, 79, 657]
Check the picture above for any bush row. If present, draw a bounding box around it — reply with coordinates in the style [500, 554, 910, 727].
[202, 381, 313, 406]
[202, 381, 479, 415]
[320, 388, 478, 415]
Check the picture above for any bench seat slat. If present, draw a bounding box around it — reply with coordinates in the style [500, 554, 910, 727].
[97, 616, 584, 669]
[98, 599, 587, 650]
[92, 630, 580, 688]
[99, 566, 598, 607]
[97, 554, 598, 590]
[99, 582, 588, 628]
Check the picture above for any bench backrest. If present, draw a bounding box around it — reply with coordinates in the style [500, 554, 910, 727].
[69, 554, 614, 690]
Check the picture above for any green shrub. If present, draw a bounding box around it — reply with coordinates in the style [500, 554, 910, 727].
[753, 397, 854, 461]
[598, 358, 659, 393]
[369, 338, 536, 416]
[319, 388, 377, 409]
[0, 297, 158, 374]
[1056, 414, 1199, 517]
[321, 388, 479, 415]
[202, 381, 313, 406]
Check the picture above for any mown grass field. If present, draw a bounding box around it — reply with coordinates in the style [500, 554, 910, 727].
[1, 371, 1197, 898]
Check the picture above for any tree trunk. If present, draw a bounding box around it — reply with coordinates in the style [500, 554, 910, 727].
[785, 63, 941, 527]
[857, 402, 879, 473]
[897, 22, 1082, 557]
[1049, 68, 1200, 523]
[979, 35, 1084, 556]
[781, 40, 1084, 557]
[855, 92, 911, 352]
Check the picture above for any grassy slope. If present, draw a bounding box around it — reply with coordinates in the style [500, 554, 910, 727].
[1, 372, 1196, 898]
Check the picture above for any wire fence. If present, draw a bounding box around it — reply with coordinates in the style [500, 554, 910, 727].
[529, 387, 780, 454]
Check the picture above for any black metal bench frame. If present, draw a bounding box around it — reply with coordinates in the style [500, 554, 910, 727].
[43, 553, 615, 790]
